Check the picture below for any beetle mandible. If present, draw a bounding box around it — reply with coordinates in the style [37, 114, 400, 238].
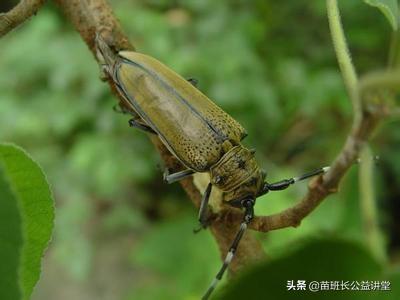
[95, 34, 329, 300]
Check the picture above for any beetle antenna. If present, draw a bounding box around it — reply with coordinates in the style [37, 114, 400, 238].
[202, 199, 255, 300]
[258, 166, 330, 195]
[259, 155, 380, 196]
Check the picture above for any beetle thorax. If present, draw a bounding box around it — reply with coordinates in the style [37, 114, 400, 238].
[210, 145, 261, 193]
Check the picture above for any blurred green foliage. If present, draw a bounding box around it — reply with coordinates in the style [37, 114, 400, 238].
[0, 0, 399, 299]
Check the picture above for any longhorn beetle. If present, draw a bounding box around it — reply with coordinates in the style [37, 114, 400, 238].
[96, 34, 330, 299]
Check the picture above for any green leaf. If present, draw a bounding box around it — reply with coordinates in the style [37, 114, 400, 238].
[0, 143, 54, 300]
[218, 238, 384, 300]
[0, 161, 22, 300]
[364, 0, 399, 30]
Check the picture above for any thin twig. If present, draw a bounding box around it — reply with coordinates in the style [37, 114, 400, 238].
[326, 0, 359, 115]
[359, 147, 386, 261]
[388, 30, 400, 68]
[359, 70, 400, 92]
[0, 0, 46, 37]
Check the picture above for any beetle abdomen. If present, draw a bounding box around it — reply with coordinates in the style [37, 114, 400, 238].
[116, 52, 247, 171]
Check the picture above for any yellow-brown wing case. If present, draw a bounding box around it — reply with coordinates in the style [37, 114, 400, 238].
[116, 51, 247, 172]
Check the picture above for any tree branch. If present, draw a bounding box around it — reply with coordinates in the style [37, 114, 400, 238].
[0, 0, 46, 37]
[53, 0, 133, 52]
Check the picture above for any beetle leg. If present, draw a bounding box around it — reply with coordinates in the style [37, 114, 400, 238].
[187, 77, 198, 87]
[265, 166, 330, 192]
[197, 182, 212, 228]
[163, 168, 195, 184]
[128, 118, 157, 134]
[202, 198, 255, 300]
